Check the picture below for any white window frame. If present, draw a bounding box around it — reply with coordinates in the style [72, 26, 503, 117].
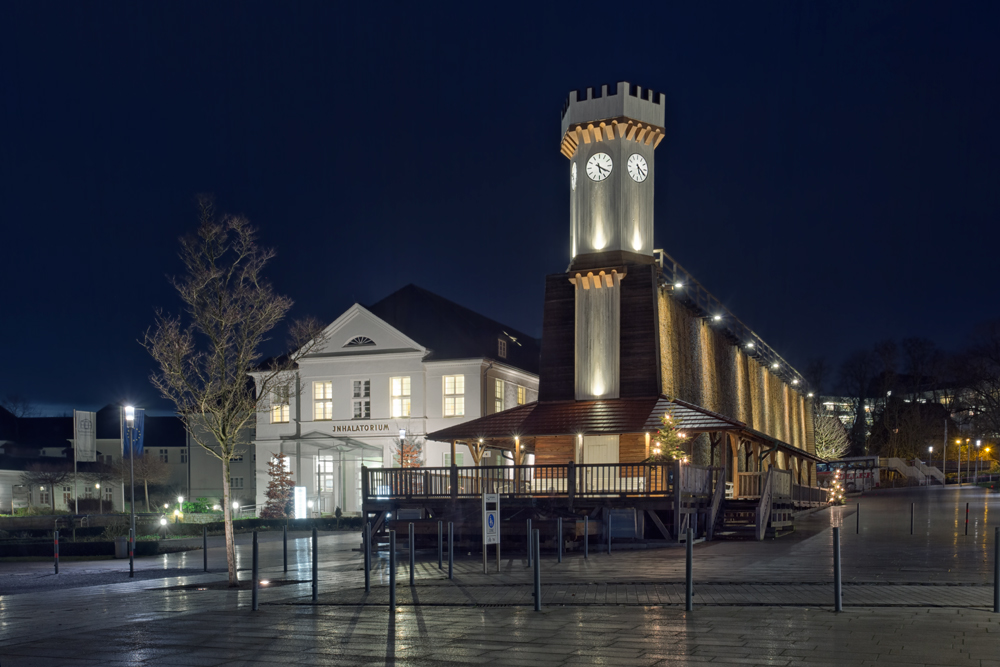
[443, 374, 465, 417]
[390, 377, 411, 418]
[517, 385, 526, 405]
[271, 385, 290, 423]
[314, 381, 333, 421]
[498, 339, 507, 358]
[180, 449, 187, 464]
[352, 379, 371, 420]
[494, 378, 505, 414]
[444, 452, 464, 467]
[159, 448, 169, 464]
[229, 477, 244, 490]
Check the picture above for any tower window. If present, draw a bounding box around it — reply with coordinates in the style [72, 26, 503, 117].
[498, 339, 507, 358]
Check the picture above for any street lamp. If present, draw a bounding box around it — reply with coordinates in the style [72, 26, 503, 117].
[124, 405, 136, 578]
[928, 447, 934, 484]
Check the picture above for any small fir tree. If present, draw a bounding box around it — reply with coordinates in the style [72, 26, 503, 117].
[646, 412, 688, 462]
[260, 453, 295, 518]
[393, 436, 424, 468]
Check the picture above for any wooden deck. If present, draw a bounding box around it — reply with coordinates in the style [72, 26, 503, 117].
[362, 463, 826, 547]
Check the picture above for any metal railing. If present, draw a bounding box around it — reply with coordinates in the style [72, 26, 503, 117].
[365, 463, 722, 502]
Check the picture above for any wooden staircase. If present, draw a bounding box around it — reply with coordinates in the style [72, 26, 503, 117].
[713, 499, 760, 540]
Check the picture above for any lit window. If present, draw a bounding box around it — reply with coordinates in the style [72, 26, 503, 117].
[494, 378, 505, 413]
[444, 452, 465, 467]
[517, 385, 526, 405]
[159, 449, 169, 464]
[391, 377, 411, 418]
[271, 385, 290, 423]
[314, 381, 333, 420]
[498, 339, 507, 358]
[353, 379, 371, 420]
[443, 375, 465, 417]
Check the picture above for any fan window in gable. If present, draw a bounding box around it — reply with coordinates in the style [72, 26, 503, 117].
[345, 336, 375, 347]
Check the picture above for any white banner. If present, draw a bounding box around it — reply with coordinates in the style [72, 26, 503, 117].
[74, 410, 97, 463]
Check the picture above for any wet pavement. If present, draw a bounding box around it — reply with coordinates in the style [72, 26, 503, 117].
[0, 486, 998, 665]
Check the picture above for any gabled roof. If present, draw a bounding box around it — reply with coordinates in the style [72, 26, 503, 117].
[366, 285, 540, 374]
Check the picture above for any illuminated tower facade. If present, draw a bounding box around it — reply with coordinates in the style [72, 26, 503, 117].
[540, 82, 666, 403]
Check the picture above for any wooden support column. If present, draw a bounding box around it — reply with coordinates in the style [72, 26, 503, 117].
[449, 441, 458, 501]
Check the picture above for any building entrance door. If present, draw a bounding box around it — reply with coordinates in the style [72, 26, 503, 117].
[582, 435, 619, 493]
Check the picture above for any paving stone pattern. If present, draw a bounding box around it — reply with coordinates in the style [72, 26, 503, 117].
[0, 486, 999, 666]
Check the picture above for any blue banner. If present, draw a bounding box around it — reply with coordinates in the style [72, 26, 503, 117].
[121, 408, 145, 458]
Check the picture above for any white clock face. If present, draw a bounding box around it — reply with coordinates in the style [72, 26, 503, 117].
[571, 162, 577, 191]
[627, 154, 648, 183]
[586, 153, 613, 182]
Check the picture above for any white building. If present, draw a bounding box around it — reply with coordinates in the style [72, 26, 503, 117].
[252, 285, 540, 516]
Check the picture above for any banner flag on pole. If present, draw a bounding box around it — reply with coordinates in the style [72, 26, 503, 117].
[120, 408, 145, 458]
[74, 410, 97, 462]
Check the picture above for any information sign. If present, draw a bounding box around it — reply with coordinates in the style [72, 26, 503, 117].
[482, 492, 499, 545]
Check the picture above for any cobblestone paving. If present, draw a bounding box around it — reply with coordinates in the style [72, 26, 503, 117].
[0, 486, 998, 666]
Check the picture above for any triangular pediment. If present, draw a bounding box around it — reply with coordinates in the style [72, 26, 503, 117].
[301, 304, 426, 358]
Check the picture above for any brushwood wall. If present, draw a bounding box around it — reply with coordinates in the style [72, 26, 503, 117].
[657, 287, 815, 459]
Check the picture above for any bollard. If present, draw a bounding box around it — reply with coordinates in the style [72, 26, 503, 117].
[966, 502, 970, 536]
[389, 530, 396, 611]
[533, 528, 541, 611]
[204, 526, 209, 572]
[910, 503, 913, 536]
[283, 524, 288, 572]
[994, 527, 999, 614]
[53, 529, 59, 574]
[833, 527, 842, 612]
[438, 520, 443, 570]
[364, 522, 371, 593]
[856, 503, 859, 535]
[526, 519, 532, 566]
[685, 527, 693, 612]
[557, 517, 563, 563]
[409, 522, 415, 586]
[584, 516, 589, 559]
[129, 528, 134, 578]
[311, 527, 318, 602]
[448, 522, 454, 580]
[252, 531, 259, 611]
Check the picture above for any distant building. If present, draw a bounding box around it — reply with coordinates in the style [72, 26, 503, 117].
[250, 284, 540, 516]
[0, 404, 253, 513]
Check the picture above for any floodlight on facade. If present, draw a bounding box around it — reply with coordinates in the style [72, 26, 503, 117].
[712, 314, 722, 322]
[771, 362, 779, 370]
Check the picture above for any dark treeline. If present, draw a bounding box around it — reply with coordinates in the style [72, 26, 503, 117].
[805, 320, 1000, 463]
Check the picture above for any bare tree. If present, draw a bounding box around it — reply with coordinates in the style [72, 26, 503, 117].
[957, 320, 1000, 440]
[1, 394, 39, 418]
[116, 453, 171, 512]
[85, 463, 119, 513]
[838, 349, 878, 455]
[145, 197, 325, 586]
[20, 463, 71, 512]
[813, 411, 851, 461]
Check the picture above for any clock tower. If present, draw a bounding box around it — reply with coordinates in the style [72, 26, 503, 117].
[539, 82, 667, 403]
[561, 82, 666, 271]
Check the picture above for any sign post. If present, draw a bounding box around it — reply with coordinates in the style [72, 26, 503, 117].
[482, 492, 500, 574]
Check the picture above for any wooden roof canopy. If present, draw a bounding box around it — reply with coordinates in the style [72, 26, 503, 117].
[427, 396, 822, 463]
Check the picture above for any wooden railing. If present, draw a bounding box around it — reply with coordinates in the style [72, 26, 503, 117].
[364, 462, 719, 502]
[792, 483, 828, 504]
[755, 468, 774, 541]
[735, 472, 763, 498]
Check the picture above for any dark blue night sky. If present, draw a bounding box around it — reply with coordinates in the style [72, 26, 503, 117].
[1, 2, 997, 414]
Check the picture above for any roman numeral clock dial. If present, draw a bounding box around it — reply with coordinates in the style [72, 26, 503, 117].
[586, 152, 612, 182]
[627, 153, 648, 182]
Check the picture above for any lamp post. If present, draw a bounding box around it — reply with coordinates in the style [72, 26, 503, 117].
[976, 440, 982, 484]
[95, 483, 101, 513]
[928, 447, 934, 485]
[956, 438, 963, 485]
[124, 405, 135, 578]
